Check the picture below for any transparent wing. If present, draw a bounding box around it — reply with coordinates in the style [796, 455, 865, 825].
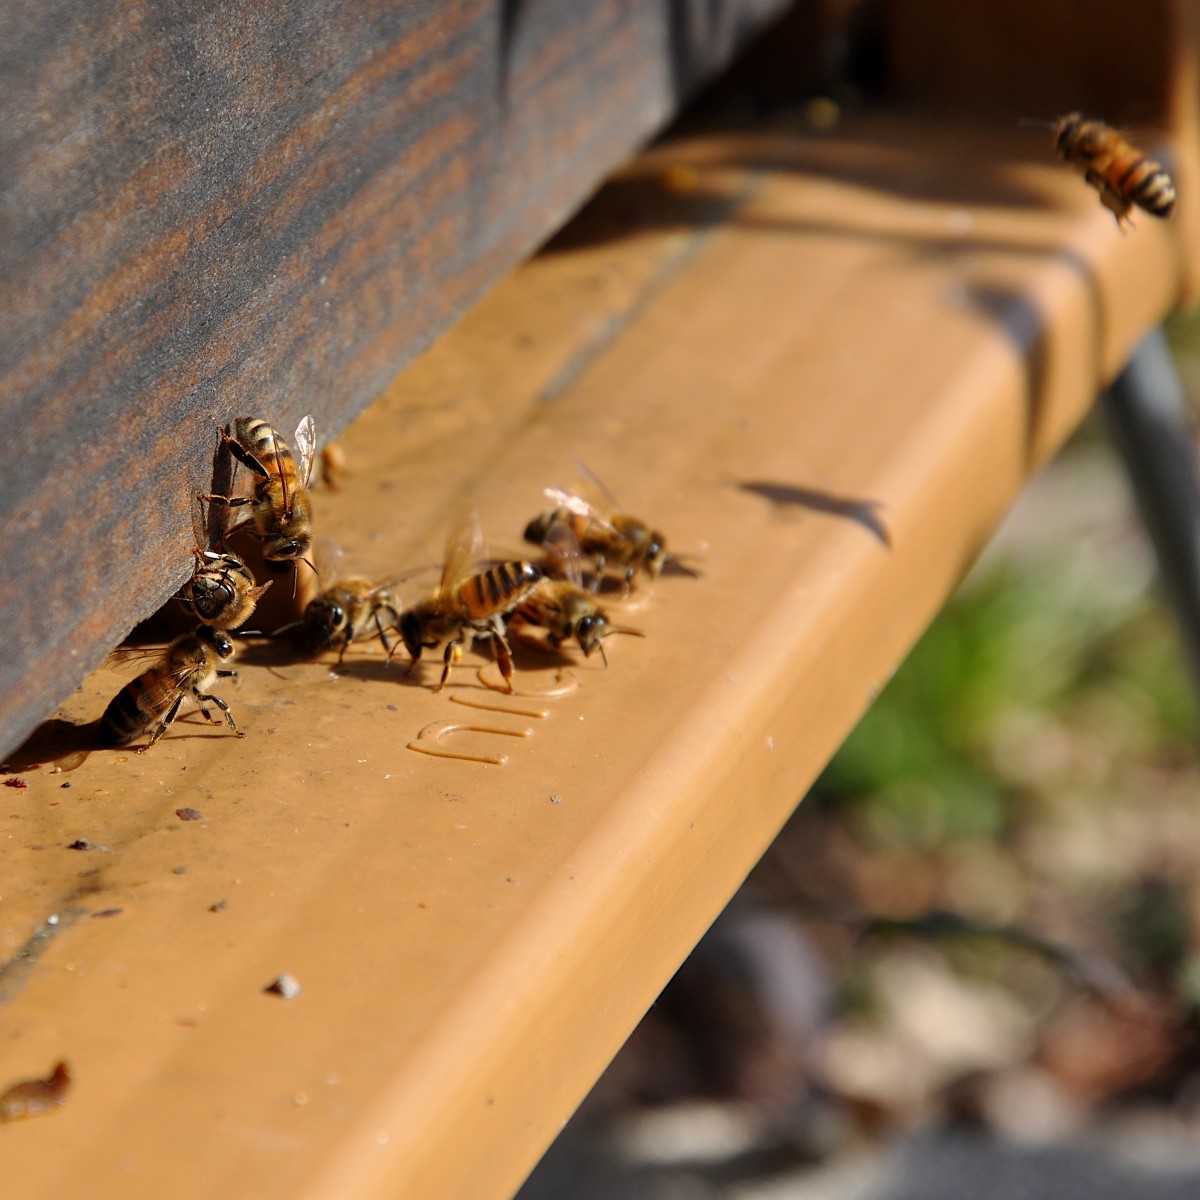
[293, 414, 317, 488]
[439, 504, 485, 599]
[311, 535, 346, 582]
[541, 522, 585, 586]
[105, 647, 201, 690]
[544, 488, 618, 536]
[572, 459, 623, 511]
[106, 645, 167, 670]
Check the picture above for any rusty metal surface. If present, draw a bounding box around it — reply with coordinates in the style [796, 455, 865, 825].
[0, 0, 796, 759]
[0, 112, 1190, 1199]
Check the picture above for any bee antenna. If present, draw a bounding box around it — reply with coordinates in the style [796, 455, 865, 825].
[597, 642, 609, 668]
[665, 554, 701, 578]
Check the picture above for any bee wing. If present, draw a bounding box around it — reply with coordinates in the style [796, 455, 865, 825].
[106, 645, 167, 670]
[544, 488, 619, 536]
[572, 459, 623, 511]
[190, 498, 209, 552]
[105, 647, 202, 691]
[439, 504, 485, 598]
[312, 535, 346, 581]
[541, 521, 585, 586]
[293, 414, 317, 488]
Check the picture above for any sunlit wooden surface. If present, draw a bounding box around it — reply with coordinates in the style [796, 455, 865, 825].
[0, 111, 1191, 1199]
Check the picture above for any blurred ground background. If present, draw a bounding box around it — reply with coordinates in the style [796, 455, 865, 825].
[516, 314, 1200, 1198]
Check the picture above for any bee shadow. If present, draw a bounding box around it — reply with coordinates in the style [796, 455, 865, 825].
[1, 717, 104, 772]
[737, 481, 891, 548]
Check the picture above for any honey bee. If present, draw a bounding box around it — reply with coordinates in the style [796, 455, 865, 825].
[513, 525, 643, 663]
[178, 548, 272, 631]
[274, 540, 403, 661]
[302, 579, 403, 661]
[524, 466, 695, 590]
[396, 508, 542, 692]
[100, 626, 242, 749]
[203, 415, 317, 568]
[1054, 113, 1176, 226]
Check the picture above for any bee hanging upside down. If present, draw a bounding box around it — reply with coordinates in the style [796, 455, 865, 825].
[395, 508, 542, 693]
[177, 542, 272, 632]
[202, 415, 317, 573]
[1054, 112, 1176, 227]
[100, 626, 242, 750]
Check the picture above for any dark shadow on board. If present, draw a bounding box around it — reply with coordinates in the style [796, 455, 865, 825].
[738, 482, 891, 548]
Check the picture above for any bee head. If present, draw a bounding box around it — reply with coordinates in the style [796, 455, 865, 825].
[523, 512, 556, 546]
[575, 612, 609, 657]
[305, 595, 345, 644]
[197, 626, 236, 661]
[1054, 112, 1083, 157]
[643, 532, 668, 578]
[264, 532, 312, 561]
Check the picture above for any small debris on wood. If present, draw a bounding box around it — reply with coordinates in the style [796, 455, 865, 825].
[4, 777, 28, 788]
[208, 899, 227, 913]
[172, 866, 188, 875]
[0, 1062, 71, 1124]
[264, 973, 302, 999]
[91, 908, 123, 919]
[175, 807, 203, 821]
[67, 839, 93, 851]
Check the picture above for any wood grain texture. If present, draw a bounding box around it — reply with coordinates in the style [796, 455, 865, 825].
[0, 0, 796, 758]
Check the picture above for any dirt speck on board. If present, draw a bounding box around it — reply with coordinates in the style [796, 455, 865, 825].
[209, 899, 228, 913]
[91, 908, 123, 919]
[4, 777, 28, 788]
[175, 807, 203, 821]
[67, 839, 94, 851]
[0, 1061, 71, 1124]
[264, 973, 302, 999]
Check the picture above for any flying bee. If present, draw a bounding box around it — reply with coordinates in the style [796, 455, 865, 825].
[203, 415, 317, 575]
[1054, 113, 1176, 227]
[513, 525, 644, 664]
[100, 626, 242, 750]
[395, 508, 542, 693]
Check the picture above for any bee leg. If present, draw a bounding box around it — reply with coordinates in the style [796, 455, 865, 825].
[193, 689, 242, 738]
[589, 553, 607, 594]
[435, 635, 466, 692]
[373, 610, 396, 656]
[219, 430, 271, 479]
[144, 692, 186, 750]
[490, 625, 516, 693]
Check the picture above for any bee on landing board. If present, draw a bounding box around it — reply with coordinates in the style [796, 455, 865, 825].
[395, 508, 542, 693]
[100, 626, 242, 750]
[513, 524, 644, 664]
[202, 415, 317, 577]
[299, 578, 403, 663]
[524, 465, 697, 591]
[1054, 113, 1176, 227]
[276, 541, 403, 663]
